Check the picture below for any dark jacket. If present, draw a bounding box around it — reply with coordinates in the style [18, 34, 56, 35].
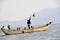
[27, 20, 31, 24]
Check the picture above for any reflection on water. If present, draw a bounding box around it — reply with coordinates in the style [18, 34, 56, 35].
[0, 24, 60, 40]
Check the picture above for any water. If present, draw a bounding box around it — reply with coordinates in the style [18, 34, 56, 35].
[0, 24, 60, 40]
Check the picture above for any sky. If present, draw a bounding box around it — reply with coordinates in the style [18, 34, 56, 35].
[0, 0, 60, 21]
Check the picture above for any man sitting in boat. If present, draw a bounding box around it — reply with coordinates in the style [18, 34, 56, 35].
[7, 25, 11, 30]
[31, 26, 34, 29]
[17, 27, 20, 30]
[49, 22, 52, 24]
[46, 22, 52, 26]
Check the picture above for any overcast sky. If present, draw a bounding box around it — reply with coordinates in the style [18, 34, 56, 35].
[0, 0, 60, 21]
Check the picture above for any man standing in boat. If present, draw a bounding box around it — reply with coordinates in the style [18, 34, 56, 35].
[27, 13, 35, 29]
[27, 17, 31, 29]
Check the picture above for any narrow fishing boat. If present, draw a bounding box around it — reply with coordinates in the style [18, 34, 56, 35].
[1, 22, 51, 35]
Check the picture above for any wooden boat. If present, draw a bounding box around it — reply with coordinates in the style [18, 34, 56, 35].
[1, 22, 51, 35]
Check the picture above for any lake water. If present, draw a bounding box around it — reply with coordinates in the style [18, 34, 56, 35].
[0, 24, 60, 40]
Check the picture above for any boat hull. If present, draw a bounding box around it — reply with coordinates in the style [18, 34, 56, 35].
[1, 24, 51, 35]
